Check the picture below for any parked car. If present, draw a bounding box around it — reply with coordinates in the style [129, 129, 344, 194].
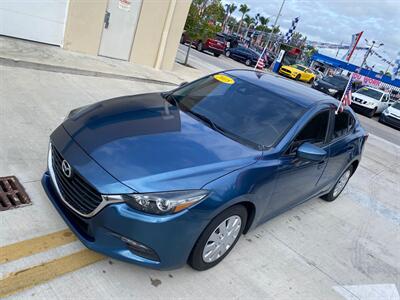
[42, 70, 366, 271]
[279, 64, 316, 83]
[351, 86, 391, 117]
[181, 32, 225, 57]
[225, 46, 264, 67]
[379, 101, 400, 129]
[312, 74, 349, 99]
[311, 69, 324, 80]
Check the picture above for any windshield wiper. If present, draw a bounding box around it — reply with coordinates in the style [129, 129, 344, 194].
[162, 93, 180, 110]
[186, 110, 263, 150]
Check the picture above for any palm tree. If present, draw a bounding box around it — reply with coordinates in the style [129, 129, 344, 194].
[259, 16, 269, 32]
[222, 3, 237, 32]
[243, 14, 255, 41]
[236, 4, 250, 36]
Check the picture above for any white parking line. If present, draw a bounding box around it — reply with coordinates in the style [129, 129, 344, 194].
[333, 284, 400, 300]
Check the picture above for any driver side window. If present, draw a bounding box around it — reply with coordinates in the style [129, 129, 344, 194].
[286, 110, 330, 155]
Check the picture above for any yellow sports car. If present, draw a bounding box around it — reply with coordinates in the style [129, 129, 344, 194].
[279, 64, 316, 83]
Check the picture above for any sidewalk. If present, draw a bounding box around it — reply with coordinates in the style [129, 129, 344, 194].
[0, 36, 206, 85]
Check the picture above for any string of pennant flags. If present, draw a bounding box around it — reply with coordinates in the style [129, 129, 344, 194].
[370, 50, 395, 67]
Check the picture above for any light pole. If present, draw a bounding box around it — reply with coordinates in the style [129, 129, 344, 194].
[360, 39, 384, 71]
[254, 0, 285, 70]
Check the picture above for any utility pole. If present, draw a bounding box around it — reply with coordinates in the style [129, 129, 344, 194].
[359, 39, 384, 71]
[254, 0, 285, 70]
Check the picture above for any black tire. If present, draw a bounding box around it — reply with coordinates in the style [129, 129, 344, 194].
[180, 35, 184, 44]
[197, 42, 203, 51]
[225, 50, 231, 57]
[188, 205, 247, 271]
[214, 53, 221, 57]
[295, 74, 301, 80]
[367, 107, 377, 118]
[245, 59, 251, 66]
[321, 166, 353, 202]
[308, 78, 314, 84]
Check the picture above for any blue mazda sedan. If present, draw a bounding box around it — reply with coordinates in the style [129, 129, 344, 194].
[42, 70, 367, 270]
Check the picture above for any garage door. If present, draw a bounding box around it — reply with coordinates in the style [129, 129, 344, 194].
[0, 0, 68, 46]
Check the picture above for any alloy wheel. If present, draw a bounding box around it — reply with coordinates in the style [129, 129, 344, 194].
[333, 170, 351, 198]
[202, 215, 242, 263]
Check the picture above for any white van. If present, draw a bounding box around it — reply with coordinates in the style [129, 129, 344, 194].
[351, 87, 391, 117]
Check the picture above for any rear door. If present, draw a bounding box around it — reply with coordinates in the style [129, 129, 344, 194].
[318, 110, 357, 189]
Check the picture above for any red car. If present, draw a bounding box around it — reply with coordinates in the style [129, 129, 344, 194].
[181, 33, 226, 57]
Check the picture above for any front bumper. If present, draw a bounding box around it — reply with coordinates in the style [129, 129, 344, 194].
[42, 172, 208, 269]
[279, 70, 296, 78]
[379, 114, 400, 129]
[350, 102, 375, 114]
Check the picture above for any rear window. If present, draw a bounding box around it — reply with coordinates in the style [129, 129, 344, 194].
[171, 74, 305, 148]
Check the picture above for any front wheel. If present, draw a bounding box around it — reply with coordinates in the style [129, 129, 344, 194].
[321, 166, 353, 202]
[225, 50, 231, 57]
[188, 205, 247, 271]
[197, 42, 203, 51]
[295, 74, 301, 80]
[308, 78, 314, 84]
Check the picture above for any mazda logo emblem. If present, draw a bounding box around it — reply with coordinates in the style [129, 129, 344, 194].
[61, 160, 72, 178]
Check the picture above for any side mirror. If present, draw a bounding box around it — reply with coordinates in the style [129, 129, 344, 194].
[297, 142, 327, 161]
[179, 81, 188, 87]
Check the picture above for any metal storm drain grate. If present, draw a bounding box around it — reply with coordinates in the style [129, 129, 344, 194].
[0, 176, 31, 211]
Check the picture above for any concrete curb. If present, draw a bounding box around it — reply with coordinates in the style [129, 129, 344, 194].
[0, 57, 178, 87]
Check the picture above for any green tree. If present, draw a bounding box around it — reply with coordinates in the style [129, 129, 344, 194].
[236, 4, 250, 35]
[183, 0, 224, 65]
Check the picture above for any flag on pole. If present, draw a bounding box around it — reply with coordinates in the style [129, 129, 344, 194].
[284, 17, 299, 44]
[342, 31, 363, 62]
[392, 51, 400, 80]
[336, 73, 354, 113]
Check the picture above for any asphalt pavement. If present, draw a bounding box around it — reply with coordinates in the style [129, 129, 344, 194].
[176, 44, 400, 146]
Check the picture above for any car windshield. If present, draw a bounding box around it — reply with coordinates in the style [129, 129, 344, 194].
[391, 102, 400, 110]
[356, 87, 384, 100]
[293, 65, 306, 71]
[323, 76, 348, 88]
[170, 74, 305, 149]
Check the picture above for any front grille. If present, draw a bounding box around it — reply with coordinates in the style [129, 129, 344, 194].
[51, 146, 103, 216]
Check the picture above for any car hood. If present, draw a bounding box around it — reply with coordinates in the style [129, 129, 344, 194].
[63, 93, 259, 192]
[386, 105, 400, 117]
[352, 93, 379, 103]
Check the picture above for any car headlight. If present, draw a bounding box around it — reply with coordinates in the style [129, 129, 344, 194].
[313, 81, 318, 86]
[328, 88, 338, 94]
[383, 109, 389, 115]
[103, 190, 209, 215]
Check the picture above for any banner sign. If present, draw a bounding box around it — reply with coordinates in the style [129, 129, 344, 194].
[342, 31, 363, 62]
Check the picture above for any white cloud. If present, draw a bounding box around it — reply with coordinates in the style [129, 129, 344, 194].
[223, 0, 399, 71]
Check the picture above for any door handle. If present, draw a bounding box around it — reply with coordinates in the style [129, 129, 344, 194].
[104, 11, 110, 29]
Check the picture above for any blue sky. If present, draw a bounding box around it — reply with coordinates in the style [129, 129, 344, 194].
[222, 0, 399, 73]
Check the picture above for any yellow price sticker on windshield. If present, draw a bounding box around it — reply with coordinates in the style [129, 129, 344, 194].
[213, 74, 235, 84]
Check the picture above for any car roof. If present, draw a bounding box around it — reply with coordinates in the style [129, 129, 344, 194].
[225, 69, 335, 108]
